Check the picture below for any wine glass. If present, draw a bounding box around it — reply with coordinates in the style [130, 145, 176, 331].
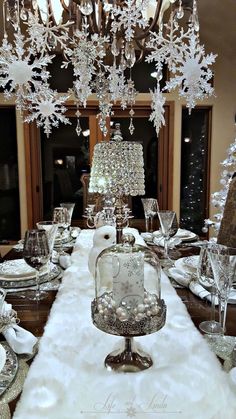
[198, 243, 223, 335]
[141, 198, 159, 232]
[157, 210, 176, 266]
[53, 207, 70, 254]
[208, 244, 236, 334]
[23, 230, 50, 301]
[36, 221, 59, 259]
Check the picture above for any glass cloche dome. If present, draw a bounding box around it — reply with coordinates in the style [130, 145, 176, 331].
[91, 233, 166, 372]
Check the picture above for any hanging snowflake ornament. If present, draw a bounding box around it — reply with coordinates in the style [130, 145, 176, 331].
[24, 86, 71, 137]
[165, 26, 217, 112]
[26, 10, 73, 54]
[149, 84, 166, 136]
[63, 24, 108, 107]
[0, 30, 52, 110]
[112, 0, 149, 41]
[146, 12, 190, 74]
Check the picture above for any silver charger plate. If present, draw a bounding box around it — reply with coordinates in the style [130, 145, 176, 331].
[0, 342, 18, 397]
[0, 264, 61, 289]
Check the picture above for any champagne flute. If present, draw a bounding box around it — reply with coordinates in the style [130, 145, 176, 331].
[198, 243, 223, 334]
[208, 244, 236, 334]
[60, 202, 75, 232]
[23, 230, 50, 301]
[157, 210, 175, 266]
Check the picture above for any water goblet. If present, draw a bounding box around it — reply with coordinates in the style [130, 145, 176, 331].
[157, 210, 176, 266]
[23, 230, 50, 301]
[53, 207, 70, 254]
[36, 221, 59, 258]
[141, 198, 159, 232]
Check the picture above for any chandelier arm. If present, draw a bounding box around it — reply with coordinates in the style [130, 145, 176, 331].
[134, 0, 164, 42]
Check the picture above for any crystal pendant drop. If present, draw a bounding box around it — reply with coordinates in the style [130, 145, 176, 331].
[192, 0, 200, 31]
[79, 0, 93, 16]
[129, 109, 135, 135]
[176, 5, 184, 19]
[76, 119, 82, 136]
[111, 37, 120, 57]
[125, 42, 136, 68]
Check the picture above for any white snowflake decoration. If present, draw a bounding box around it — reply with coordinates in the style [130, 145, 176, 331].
[0, 30, 52, 110]
[25, 86, 71, 137]
[112, 0, 149, 41]
[26, 10, 73, 53]
[165, 27, 217, 112]
[146, 14, 190, 73]
[149, 84, 166, 136]
[64, 26, 108, 107]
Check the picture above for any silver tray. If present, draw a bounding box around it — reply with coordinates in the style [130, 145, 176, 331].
[0, 264, 61, 289]
[0, 342, 18, 397]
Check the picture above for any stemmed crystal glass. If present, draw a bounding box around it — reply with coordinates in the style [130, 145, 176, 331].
[36, 221, 58, 260]
[60, 202, 75, 231]
[208, 244, 236, 335]
[198, 243, 223, 334]
[23, 230, 50, 301]
[53, 207, 70, 254]
[157, 210, 176, 265]
[141, 198, 159, 232]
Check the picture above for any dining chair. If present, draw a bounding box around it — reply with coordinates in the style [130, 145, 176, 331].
[217, 174, 236, 247]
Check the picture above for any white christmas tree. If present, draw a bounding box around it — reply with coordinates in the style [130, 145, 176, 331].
[204, 138, 236, 233]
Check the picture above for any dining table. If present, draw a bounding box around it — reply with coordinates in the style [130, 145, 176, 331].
[0, 227, 236, 418]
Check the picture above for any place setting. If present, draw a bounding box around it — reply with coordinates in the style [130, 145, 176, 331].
[0, 288, 38, 418]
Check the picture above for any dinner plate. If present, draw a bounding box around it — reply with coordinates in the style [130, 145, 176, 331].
[0, 259, 48, 281]
[0, 264, 61, 289]
[153, 229, 198, 242]
[0, 342, 18, 397]
[0, 343, 6, 373]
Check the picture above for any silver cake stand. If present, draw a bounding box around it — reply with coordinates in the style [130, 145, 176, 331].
[91, 297, 166, 373]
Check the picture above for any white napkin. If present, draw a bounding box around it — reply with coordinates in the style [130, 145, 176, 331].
[168, 267, 236, 304]
[52, 251, 72, 269]
[1, 302, 38, 355]
[168, 267, 213, 303]
[153, 236, 182, 248]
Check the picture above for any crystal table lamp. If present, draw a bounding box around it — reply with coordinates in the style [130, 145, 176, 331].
[89, 123, 145, 242]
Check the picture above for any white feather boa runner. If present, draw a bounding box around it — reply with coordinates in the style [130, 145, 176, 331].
[14, 230, 236, 419]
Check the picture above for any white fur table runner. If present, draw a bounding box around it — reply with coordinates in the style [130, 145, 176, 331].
[14, 230, 236, 419]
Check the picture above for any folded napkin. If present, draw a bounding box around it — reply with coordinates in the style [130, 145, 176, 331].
[52, 251, 72, 269]
[168, 268, 214, 303]
[1, 302, 38, 355]
[153, 236, 182, 248]
[168, 267, 236, 304]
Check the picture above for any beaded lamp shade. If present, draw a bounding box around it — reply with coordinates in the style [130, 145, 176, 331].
[89, 124, 145, 197]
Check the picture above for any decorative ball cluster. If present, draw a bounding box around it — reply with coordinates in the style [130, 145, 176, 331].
[96, 291, 161, 323]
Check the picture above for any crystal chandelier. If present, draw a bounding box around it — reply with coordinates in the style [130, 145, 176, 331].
[0, 0, 216, 138]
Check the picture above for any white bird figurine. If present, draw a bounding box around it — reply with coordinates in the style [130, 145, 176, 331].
[88, 226, 116, 278]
